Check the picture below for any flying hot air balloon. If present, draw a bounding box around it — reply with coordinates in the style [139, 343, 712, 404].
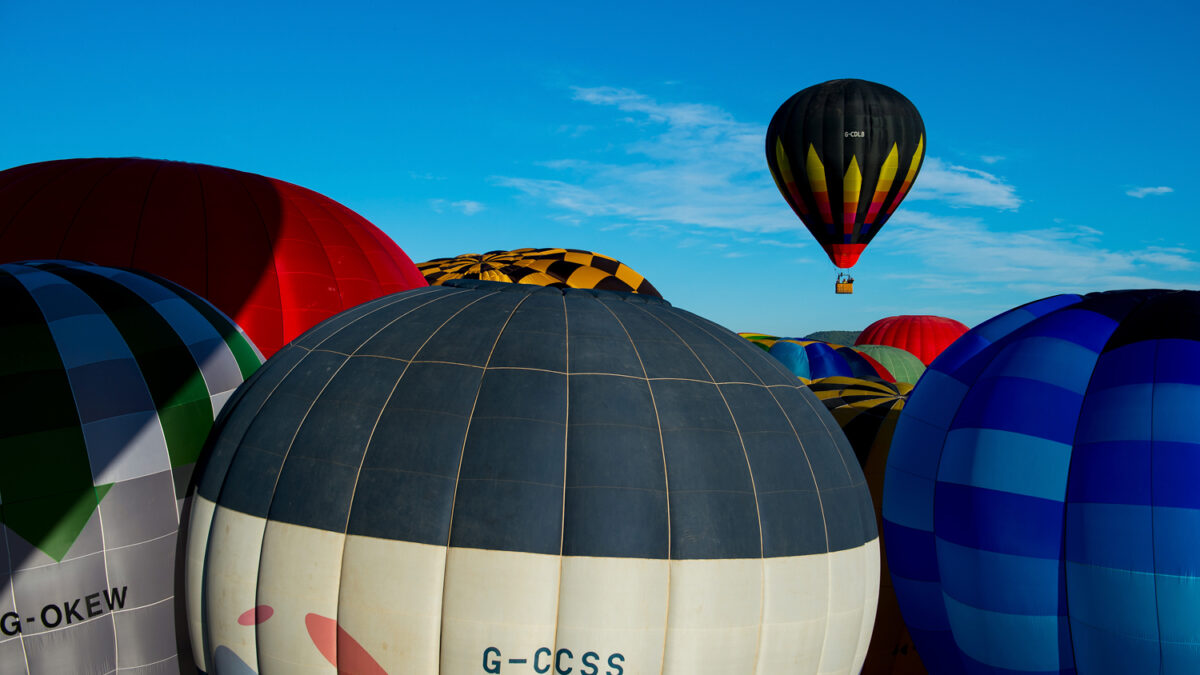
[766, 79, 925, 293]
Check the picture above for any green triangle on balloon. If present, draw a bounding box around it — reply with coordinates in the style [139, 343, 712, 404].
[0, 483, 113, 562]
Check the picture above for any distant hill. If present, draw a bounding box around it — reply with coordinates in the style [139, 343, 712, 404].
[804, 330, 861, 345]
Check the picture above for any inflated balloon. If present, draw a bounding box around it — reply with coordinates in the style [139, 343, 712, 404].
[186, 280, 879, 674]
[737, 332, 778, 351]
[883, 289, 1200, 674]
[0, 260, 261, 674]
[0, 157, 428, 357]
[852, 344, 926, 384]
[806, 376, 923, 674]
[770, 338, 892, 381]
[856, 314, 968, 366]
[418, 248, 662, 298]
[766, 79, 924, 270]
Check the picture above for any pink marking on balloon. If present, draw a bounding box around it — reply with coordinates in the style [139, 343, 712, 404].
[237, 605, 274, 626]
[305, 613, 388, 675]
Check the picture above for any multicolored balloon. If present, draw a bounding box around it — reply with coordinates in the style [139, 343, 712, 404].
[0, 260, 261, 674]
[745, 335, 893, 381]
[417, 248, 662, 298]
[766, 79, 925, 269]
[0, 157, 428, 357]
[883, 289, 1200, 674]
[186, 280, 879, 674]
[856, 314, 968, 366]
[806, 376, 924, 674]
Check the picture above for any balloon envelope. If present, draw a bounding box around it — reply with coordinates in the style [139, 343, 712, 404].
[852, 344, 926, 384]
[417, 248, 662, 298]
[186, 280, 879, 674]
[766, 79, 925, 268]
[0, 157, 428, 357]
[767, 338, 891, 381]
[856, 314, 968, 366]
[0, 260, 261, 674]
[883, 289, 1200, 674]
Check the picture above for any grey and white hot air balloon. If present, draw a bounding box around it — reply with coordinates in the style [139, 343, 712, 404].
[186, 280, 879, 675]
[0, 260, 261, 674]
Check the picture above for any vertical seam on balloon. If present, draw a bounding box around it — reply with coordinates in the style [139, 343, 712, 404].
[305, 286, 492, 674]
[71, 264, 173, 673]
[591, 296, 672, 675]
[331, 196, 422, 292]
[273, 184, 347, 336]
[126, 159, 162, 269]
[31, 263, 131, 670]
[52, 158, 132, 261]
[244, 336, 365, 670]
[1149, 338, 1165, 672]
[435, 288, 534, 670]
[633, 301, 772, 672]
[0, 263, 36, 672]
[225, 169, 286, 356]
[193, 329, 322, 670]
[656, 305, 783, 672]
[0, 160, 87, 247]
[192, 163, 211, 301]
[552, 290, 569, 669]
[210, 353, 307, 675]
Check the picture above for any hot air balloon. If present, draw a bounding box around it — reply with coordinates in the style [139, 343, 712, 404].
[851, 344, 926, 384]
[883, 289, 1200, 674]
[766, 79, 925, 293]
[747, 335, 893, 381]
[856, 314, 968, 365]
[0, 158, 428, 357]
[417, 248, 662, 298]
[0, 260, 261, 674]
[806, 376, 924, 674]
[185, 280, 880, 674]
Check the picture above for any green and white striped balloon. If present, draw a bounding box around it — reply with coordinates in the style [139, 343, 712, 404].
[0, 260, 261, 674]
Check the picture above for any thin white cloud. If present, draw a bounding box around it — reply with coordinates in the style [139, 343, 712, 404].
[497, 86, 1021, 244]
[430, 199, 486, 215]
[1126, 186, 1173, 198]
[980, 155, 1005, 164]
[906, 158, 1021, 209]
[883, 210, 1199, 293]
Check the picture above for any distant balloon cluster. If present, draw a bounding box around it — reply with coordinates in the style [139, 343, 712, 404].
[1, 76, 1198, 675]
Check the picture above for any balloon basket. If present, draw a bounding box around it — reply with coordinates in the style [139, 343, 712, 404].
[835, 281, 854, 294]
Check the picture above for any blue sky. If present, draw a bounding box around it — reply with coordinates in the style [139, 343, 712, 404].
[3, 0, 1197, 337]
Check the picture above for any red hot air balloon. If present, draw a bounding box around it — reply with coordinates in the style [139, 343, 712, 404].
[855, 314, 968, 366]
[0, 157, 428, 357]
[766, 79, 925, 293]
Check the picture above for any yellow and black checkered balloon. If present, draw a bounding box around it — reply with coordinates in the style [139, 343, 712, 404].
[416, 248, 662, 298]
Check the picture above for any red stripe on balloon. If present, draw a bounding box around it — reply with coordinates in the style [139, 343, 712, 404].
[305, 613, 388, 675]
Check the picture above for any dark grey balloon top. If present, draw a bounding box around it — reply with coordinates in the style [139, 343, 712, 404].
[195, 281, 875, 559]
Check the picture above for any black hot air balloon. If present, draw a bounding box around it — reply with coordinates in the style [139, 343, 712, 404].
[766, 79, 925, 292]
